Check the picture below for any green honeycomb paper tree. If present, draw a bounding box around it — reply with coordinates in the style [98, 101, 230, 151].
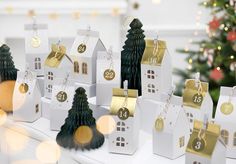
[121, 18, 146, 96]
[0, 44, 18, 82]
[56, 87, 104, 150]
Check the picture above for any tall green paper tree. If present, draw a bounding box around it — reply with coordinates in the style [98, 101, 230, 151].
[175, 0, 236, 116]
[121, 18, 145, 96]
[0, 44, 18, 82]
[56, 87, 104, 150]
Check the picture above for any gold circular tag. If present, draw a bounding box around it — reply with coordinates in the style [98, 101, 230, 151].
[19, 83, 29, 93]
[221, 102, 234, 115]
[31, 36, 41, 48]
[192, 138, 206, 152]
[77, 44, 86, 53]
[155, 117, 164, 132]
[104, 69, 115, 81]
[192, 93, 203, 105]
[56, 91, 67, 102]
[118, 107, 129, 120]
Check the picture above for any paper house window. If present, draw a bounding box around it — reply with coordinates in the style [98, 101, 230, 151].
[116, 137, 125, 147]
[186, 112, 194, 123]
[234, 132, 236, 146]
[48, 72, 53, 80]
[193, 162, 201, 164]
[47, 84, 52, 93]
[148, 84, 155, 93]
[82, 62, 88, 74]
[35, 104, 39, 113]
[179, 136, 185, 148]
[147, 70, 155, 79]
[34, 58, 41, 70]
[74, 61, 79, 73]
[221, 130, 229, 145]
[117, 122, 126, 132]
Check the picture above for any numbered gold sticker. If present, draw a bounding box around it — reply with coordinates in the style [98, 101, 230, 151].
[56, 91, 68, 102]
[31, 36, 41, 48]
[192, 138, 206, 152]
[221, 102, 234, 115]
[155, 117, 164, 132]
[192, 93, 203, 105]
[19, 83, 29, 94]
[77, 44, 86, 53]
[104, 69, 116, 81]
[118, 107, 130, 120]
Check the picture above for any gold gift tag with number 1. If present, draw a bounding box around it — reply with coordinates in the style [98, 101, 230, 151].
[56, 91, 68, 102]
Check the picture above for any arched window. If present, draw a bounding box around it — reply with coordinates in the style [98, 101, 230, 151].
[117, 122, 126, 132]
[116, 137, 125, 147]
[234, 132, 236, 146]
[193, 162, 201, 164]
[35, 58, 41, 70]
[48, 72, 53, 80]
[82, 63, 87, 74]
[186, 112, 194, 123]
[179, 136, 185, 148]
[147, 84, 155, 93]
[35, 104, 39, 113]
[47, 84, 52, 93]
[221, 130, 229, 145]
[74, 61, 79, 73]
[147, 70, 155, 79]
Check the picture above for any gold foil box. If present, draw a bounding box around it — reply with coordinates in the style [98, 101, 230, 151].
[110, 88, 138, 117]
[141, 39, 167, 66]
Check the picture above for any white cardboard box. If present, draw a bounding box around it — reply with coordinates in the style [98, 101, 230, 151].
[37, 76, 44, 96]
[88, 97, 110, 119]
[41, 97, 51, 120]
[75, 82, 96, 98]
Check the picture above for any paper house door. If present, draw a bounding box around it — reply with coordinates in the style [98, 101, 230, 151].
[108, 88, 140, 155]
[96, 51, 121, 106]
[153, 94, 190, 159]
[186, 120, 226, 164]
[13, 71, 42, 122]
[215, 86, 236, 158]
[141, 39, 172, 101]
[25, 23, 49, 76]
[183, 79, 213, 133]
[50, 74, 75, 131]
[70, 29, 106, 85]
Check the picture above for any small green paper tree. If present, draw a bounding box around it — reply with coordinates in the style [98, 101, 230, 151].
[0, 44, 18, 82]
[56, 87, 104, 150]
[121, 18, 145, 96]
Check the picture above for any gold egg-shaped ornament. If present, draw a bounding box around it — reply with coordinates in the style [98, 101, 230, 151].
[0, 80, 16, 112]
[155, 117, 164, 132]
[221, 102, 234, 115]
[19, 83, 29, 94]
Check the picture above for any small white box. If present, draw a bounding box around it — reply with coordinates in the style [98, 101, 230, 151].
[41, 97, 51, 119]
[75, 82, 96, 98]
[50, 108, 68, 131]
[88, 97, 110, 119]
[37, 76, 44, 96]
[13, 71, 42, 122]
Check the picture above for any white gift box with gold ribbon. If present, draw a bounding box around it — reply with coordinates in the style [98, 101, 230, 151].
[215, 86, 236, 158]
[96, 50, 121, 106]
[141, 39, 172, 101]
[108, 88, 140, 155]
[13, 71, 42, 122]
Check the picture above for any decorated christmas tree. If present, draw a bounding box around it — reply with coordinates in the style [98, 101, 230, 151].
[0, 44, 18, 82]
[121, 18, 145, 96]
[175, 0, 236, 116]
[56, 87, 104, 150]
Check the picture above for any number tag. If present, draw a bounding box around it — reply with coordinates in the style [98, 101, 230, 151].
[104, 69, 116, 81]
[117, 107, 130, 120]
[77, 44, 86, 53]
[192, 93, 203, 105]
[192, 138, 205, 152]
[31, 36, 41, 48]
[155, 117, 164, 132]
[220, 102, 234, 115]
[56, 91, 68, 102]
[19, 83, 29, 94]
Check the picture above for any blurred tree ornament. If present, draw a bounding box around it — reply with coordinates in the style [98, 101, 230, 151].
[232, 42, 236, 51]
[210, 68, 224, 81]
[209, 17, 220, 31]
[227, 30, 236, 41]
[230, 62, 236, 71]
[133, 2, 140, 10]
[229, 0, 236, 7]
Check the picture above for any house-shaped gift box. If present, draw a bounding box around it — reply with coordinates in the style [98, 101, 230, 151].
[108, 88, 140, 155]
[153, 94, 190, 159]
[141, 39, 172, 101]
[215, 86, 236, 158]
[186, 120, 226, 164]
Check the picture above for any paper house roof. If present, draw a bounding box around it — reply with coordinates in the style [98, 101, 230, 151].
[45, 44, 72, 68]
[215, 86, 236, 123]
[141, 39, 166, 66]
[186, 120, 224, 158]
[110, 88, 138, 117]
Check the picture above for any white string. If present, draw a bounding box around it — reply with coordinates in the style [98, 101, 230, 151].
[107, 46, 114, 70]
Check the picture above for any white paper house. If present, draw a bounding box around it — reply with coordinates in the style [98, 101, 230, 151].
[215, 86, 236, 158]
[25, 24, 49, 76]
[183, 79, 213, 133]
[153, 94, 190, 159]
[108, 88, 140, 155]
[70, 29, 106, 85]
[13, 71, 42, 122]
[186, 120, 226, 164]
[44, 44, 73, 99]
[141, 39, 172, 101]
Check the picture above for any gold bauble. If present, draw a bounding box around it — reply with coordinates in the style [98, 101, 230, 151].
[0, 80, 16, 112]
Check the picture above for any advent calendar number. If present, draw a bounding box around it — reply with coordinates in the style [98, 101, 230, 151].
[77, 44, 86, 53]
[192, 138, 205, 152]
[56, 91, 68, 102]
[118, 107, 130, 120]
[192, 93, 203, 105]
